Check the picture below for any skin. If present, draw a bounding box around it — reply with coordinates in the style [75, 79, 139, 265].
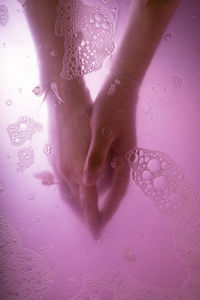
[24, 0, 180, 238]
[83, 0, 180, 228]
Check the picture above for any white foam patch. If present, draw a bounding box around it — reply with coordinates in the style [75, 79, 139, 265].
[16, 147, 34, 172]
[0, 5, 9, 26]
[54, 0, 115, 80]
[69, 268, 200, 299]
[0, 215, 55, 299]
[126, 147, 200, 265]
[7, 116, 36, 147]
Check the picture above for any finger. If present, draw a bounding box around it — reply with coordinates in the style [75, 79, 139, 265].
[100, 155, 130, 228]
[53, 159, 80, 200]
[58, 176, 83, 218]
[64, 178, 79, 200]
[79, 183, 101, 240]
[83, 128, 114, 186]
[51, 159, 82, 216]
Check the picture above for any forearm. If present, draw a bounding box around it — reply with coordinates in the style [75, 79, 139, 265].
[24, 0, 88, 104]
[111, 0, 180, 81]
[24, 0, 64, 84]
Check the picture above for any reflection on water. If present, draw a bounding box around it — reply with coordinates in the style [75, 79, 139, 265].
[0, 0, 200, 299]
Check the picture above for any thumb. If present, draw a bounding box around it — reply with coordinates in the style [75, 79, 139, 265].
[83, 127, 113, 186]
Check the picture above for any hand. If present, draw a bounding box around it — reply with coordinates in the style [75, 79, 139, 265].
[83, 74, 139, 227]
[48, 78, 101, 239]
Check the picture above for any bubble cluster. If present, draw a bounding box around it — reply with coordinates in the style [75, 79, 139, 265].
[0, 5, 9, 26]
[177, 56, 184, 68]
[170, 189, 200, 263]
[174, 76, 183, 87]
[7, 116, 36, 146]
[0, 215, 54, 299]
[126, 148, 189, 215]
[55, 0, 115, 80]
[67, 277, 77, 285]
[70, 267, 183, 300]
[17, 147, 34, 172]
[107, 78, 121, 96]
[111, 6, 118, 14]
[126, 147, 200, 264]
[33, 170, 56, 186]
[33, 213, 41, 223]
[70, 265, 200, 300]
[66, 277, 78, 291]
[43, 143, 53, 156]
[0, 183, 5, 193]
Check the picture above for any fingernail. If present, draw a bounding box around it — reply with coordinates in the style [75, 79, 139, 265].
[83, 171, 96, 186]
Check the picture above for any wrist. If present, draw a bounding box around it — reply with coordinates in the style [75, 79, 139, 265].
[103, 69, 140, 99]
[45, 76, 91, 111]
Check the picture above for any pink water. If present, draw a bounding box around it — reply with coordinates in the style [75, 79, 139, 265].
[0, 0, 200, 299]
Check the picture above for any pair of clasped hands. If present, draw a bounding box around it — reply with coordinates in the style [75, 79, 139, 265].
[48, 72, 138, 239]
[25, 0, 179, 239]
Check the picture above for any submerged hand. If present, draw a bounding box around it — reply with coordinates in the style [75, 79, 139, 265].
[48, 78, 101, 239]
[83, 74, 139, 227]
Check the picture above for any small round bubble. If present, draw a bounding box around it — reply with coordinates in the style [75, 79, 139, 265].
[102, 127, 112, 138]
[153, 175, 167, 190]
[142, 170, 152, 180]
[147, 159, 160, 173]
[20, 123, 27, 131]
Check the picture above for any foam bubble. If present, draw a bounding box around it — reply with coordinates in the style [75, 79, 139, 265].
[0, 215, 54, 298]
[55, 0, 115, 80]
[147, 158, 160, 173]
[70, 266, 198, 300]
[0, 183, 5, 193]
[17, 147, 34, 172]
[110, 161, 118, 168]
[126, 146, 200, 268]
[7, 116, 36, 146]
[142, 170, 152, 180]
[33, 214, 41, 223]
[153, 175, 167, 190]
[107, 83, 116, 95]
[20, 123, 27, 131]
[102, 127, 112, 138]
[164, 33, 172, 40]
[174, 76, 183, 87]
[0, 5, 9, 26]
[43, 143, 53, 156]
[6, 99, 12, 106]
[32, 85, 44, 96]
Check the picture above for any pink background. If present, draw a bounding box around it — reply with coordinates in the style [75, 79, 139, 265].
[0, 0, 200, 299]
